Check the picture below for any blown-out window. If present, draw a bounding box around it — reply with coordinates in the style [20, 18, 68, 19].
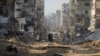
[24, 0, 28, 3]
[85, 11, 88, 14]
[85, 3, 90, 6]
[16, 9, 21, 11]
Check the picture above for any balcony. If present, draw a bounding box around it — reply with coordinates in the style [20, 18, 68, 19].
[21, 11, 34, 17]
[75, 14, 85, 18]
[16, 0, 23, 3]
[16, 2, 22, 4]
[14, 12, 22, 18]
[24, 3, 35, 7]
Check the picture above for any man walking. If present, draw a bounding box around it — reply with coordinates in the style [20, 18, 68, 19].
[48, 33, 53, 42]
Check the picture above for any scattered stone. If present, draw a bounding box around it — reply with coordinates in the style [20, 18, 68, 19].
[66, 50, 70, 53]
[53, 53, 63, 56]
[38, 47, 47, 50]
[69, 50, 73, 54]
[91, 40, 100, 46]
[47, 46, 71, 49]
[6, 44, 18, 53]
[41, 40, 46, 42]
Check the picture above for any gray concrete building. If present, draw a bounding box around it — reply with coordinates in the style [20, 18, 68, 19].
[95, 0, 100, 28]
[0, 0, 16, 29]
[60, 3, 69, 34]
[14, 0, 25, 31]
[56, 10, 61, 32]
[60, 3, 67, 31]
[46, 13, 57, 32]
[14, 0, 44, 39]
[34, 0, 44, 39]
[0, 0, 44, 39]
[68, 0, 96, 38]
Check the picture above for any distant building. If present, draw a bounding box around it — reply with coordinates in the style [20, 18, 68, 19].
[56, 10, 61, 31]
[60, 3, 69, 32]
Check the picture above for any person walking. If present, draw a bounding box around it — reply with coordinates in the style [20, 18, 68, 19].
[48, 33, 53, 42]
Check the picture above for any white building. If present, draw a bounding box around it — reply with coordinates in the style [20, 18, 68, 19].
[14, 0, 25, 31]
[56, 10, 61, 31]
[60, 3, 69, 32]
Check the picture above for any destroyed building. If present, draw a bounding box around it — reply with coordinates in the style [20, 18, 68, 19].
[95, 0, 100, 28]
[0, 0, 15, 29]
[68, 0, 97, 38]
[0, 0, 44, 39]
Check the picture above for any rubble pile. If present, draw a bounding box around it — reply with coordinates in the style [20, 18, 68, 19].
[86, 29, 100, 40]
[74, 29, 100, 45]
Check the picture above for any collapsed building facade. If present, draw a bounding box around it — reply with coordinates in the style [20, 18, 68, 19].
[68, 0, 98, 38]
[0, 0, 44, 39]
[15, 0, 44, 39]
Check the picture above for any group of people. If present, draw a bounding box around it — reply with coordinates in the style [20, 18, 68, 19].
[47, 32, 70, 42]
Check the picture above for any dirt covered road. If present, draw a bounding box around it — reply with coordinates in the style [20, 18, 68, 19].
[0, 39, 100, 56]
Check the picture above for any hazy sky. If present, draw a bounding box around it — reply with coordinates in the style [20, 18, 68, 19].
[45, 0, 69, 15]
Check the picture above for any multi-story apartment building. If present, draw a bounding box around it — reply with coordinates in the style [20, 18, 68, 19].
[14, 0, 44, 39]
[60, 3, 69, 33]
[0, 0, 16, 29]
[75, 0, 93, 36]
[95, 0, 100, 28]
[68, 0, 76, 38]
[60, 3, 67, 30]
[56, 10, 61, 31]
[14, 0, 25, 31]
[69, 0, 96, 38]
[88, 0, 100, 30]
[88, 0, 96, 32]
[0, 0, 44, 40]
[35, 0, 44, 39]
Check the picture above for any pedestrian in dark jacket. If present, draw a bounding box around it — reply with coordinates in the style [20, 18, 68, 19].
[48, 33, 53, 42]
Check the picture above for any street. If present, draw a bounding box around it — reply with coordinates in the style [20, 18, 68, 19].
[0, 38, 100, 56]
[0, 0, 100, 56]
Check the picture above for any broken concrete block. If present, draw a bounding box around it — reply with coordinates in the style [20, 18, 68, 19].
[53, 53, 63, 56]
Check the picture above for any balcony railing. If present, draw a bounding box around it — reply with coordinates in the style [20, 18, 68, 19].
[24, 3, 35, 7]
